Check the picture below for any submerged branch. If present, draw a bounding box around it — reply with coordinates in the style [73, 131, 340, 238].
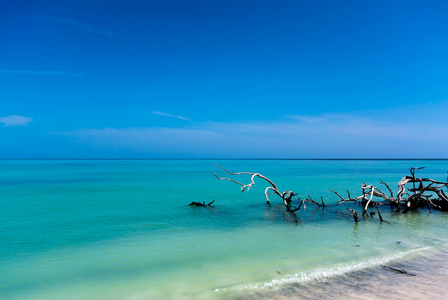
[214, 163, 320, 212]
[346, 208, 359, 223]
[214, 164, 448, 223]
[188, 201, 215, 207]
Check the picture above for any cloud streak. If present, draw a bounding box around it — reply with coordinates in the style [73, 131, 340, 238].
[36, 16, 115, 37]
[0, 69, 83, 76]
[153, 111, 192, 121]
[55, 113, 448, 158]
[0, 115, 32, 127]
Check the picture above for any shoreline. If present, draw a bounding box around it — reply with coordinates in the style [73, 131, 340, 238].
[238, 246, 448, 299]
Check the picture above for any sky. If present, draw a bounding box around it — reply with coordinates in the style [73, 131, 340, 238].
[1, 0, 447, 158]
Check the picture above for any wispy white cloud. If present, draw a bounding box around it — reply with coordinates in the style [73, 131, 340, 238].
[0, 115, 32, 127]
[55, 112, 448, 158]
[0, 69, 83, 76]
[153, 111, 192, 121]
[36, 16, 115, 37]
[287, 115, 328, 123]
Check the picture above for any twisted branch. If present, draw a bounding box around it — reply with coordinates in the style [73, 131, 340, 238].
[214, 163, 320, 211]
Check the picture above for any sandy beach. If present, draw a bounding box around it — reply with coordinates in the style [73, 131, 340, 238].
[245, 247, 448, 300]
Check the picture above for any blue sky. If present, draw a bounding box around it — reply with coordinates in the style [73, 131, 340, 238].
[1, 0, 447, 158]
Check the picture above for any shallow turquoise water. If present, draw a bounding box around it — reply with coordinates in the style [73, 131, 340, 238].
[1, 160, 448, 299]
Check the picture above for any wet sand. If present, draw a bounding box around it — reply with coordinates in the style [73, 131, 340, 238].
[237, 247, 448, 300]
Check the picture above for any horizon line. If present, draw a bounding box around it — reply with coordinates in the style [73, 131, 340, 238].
[1, 158, 448, 161]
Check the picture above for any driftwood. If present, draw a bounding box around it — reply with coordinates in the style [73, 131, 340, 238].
[397, 167, 448, 212]
[346, 208, 359, 222]
[332, 167, 448, 222]
[383, 266, 416, 276]
[214, 164, 448, 223]
[189, 200, 215, 207]
[214, 163, 321, 213]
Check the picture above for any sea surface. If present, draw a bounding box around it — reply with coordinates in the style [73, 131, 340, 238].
[1, 159, 448, 299]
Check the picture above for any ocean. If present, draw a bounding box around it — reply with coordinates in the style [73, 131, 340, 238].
[1, 159, 448, 299]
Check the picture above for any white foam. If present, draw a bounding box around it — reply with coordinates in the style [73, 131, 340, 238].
[217, 246, 433, 293]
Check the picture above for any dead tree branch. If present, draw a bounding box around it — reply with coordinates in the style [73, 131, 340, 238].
[333, 167, 448, 222]
[331, 189, 363, 204]
[213, 164, 448, 223]
[214, 163, 320, 212]
[189, 200, 215, 207]
[383, 266, 416, 276]
[346, 208, 359, 223]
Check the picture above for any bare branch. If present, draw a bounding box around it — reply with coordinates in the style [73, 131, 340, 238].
[331, 189, 363, 204]
[215, 163, 300, 211]
[214, 163, 278, 191]
[331, 189, 346, 202]
[375, 198, 385, 222]
[215, 164, 448, 221]
[306, 194, 321, 207]
[363, 186, 375, 214]
[214, 173, 245, 190]
[380, 180, 393, 197]
[346, 208, 359, 223]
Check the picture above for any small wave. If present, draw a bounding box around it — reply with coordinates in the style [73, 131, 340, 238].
[216, 245, 433, 294]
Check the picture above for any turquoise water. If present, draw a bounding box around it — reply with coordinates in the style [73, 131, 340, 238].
[1, 160, 448, 299]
